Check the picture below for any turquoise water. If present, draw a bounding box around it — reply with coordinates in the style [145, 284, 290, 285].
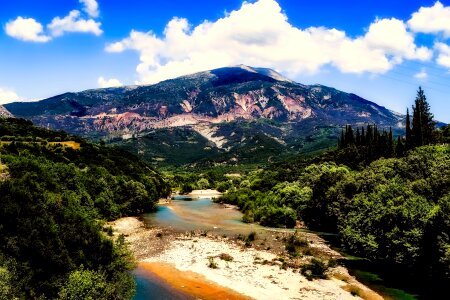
[141, 197, 265, 235]
[133, 265, 193, 300]
[134, 196, 417, 300]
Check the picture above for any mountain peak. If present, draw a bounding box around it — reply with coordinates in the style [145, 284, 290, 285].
[232, 65, 293, 82]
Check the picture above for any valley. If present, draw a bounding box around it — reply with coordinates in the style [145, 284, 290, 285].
[1, 69, 449, 300]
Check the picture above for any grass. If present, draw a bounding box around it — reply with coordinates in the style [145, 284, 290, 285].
[48, 141, 81, 150]
[1, 140, 81, 150]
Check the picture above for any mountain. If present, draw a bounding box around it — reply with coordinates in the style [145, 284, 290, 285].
[5, 65, 403, 166]
[0, 105, 13, 118]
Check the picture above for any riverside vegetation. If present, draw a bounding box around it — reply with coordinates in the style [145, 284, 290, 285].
[1, 87, 449, 298]
[0, 118, 170, 299]
[217, 88, 450, 296]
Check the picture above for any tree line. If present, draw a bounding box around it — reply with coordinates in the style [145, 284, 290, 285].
[337, 87, 448, 167]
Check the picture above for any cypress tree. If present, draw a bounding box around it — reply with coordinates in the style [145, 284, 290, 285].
[412, 87, 435, 146]
[345, 125, 355, 145]
[406, 108, 412, 149]
[388, 127, 393, 156]
[396, 136, 404, 157]
[356, 128, 361, 146]
[361, 127, 366, 146]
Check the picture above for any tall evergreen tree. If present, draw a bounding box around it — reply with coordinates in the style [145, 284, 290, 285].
[395, 136, 404, 157]
[388, 127, 394, 156]
[405, 108, 412, 150]
[411, 87, 435, 146]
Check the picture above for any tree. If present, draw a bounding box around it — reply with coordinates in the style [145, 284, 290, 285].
[411, 87, 435, 146]
[395, 136, 405, 157]
[406, 108, 412, 150]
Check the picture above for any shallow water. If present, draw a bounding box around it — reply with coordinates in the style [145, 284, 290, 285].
[141, 197, 268, 236]
[133, 265, 193, 300]
[134, 196, 417, 300]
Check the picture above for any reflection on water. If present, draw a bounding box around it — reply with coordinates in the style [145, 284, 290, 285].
[132, 265, 193, 300]
[142, 197, 267, 236]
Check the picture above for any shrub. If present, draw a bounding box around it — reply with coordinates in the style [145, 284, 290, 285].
[218, 253, 233, 262]
[207, 257, 218, 269]
[301, 258, 329, 280]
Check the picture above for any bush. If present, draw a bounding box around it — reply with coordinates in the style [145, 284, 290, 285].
[207, 257, 218, 269]
[218, 253, 234, 262]
[301, 258, 329, 281]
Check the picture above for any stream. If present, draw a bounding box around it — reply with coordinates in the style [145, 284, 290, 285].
[133, 196, 417, 300]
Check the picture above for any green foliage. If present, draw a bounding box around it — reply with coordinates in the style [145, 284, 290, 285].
[219, 145, 450, 290]
[301, 258, 329, 280]
[58, 267, 135, 300]
[338, 124, 395, 166]
[0, 266, 16, 300]
[0, 119, 169, 298]
[411, 87, 435, 147]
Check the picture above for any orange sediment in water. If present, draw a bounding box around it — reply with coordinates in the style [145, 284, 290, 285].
[139, 262, 252, 300]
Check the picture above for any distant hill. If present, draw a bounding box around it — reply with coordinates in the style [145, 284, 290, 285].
[5, 65, 404, 166]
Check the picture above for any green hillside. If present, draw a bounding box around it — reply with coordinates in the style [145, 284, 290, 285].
[0, 118, 170, 299]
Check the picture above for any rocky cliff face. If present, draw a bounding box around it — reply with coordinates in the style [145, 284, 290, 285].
[0, 106, 13, 118]
[4, 65, 403, 165]
[5, 65, 402, 135]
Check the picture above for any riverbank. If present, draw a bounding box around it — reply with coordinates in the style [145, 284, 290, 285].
[110, 217, 382, 300]
[188, 189, 222, 198]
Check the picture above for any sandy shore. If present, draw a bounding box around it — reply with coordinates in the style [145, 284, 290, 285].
[111, 217, 382, 300]
[187, 189, 222, 198]
[140, 262, 251, 299]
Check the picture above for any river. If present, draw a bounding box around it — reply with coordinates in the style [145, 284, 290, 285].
[132, 196, 417, 300]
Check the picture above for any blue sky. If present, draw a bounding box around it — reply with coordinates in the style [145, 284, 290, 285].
[1, 0, 450, 122]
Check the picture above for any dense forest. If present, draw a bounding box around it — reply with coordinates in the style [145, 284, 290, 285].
[218, 88, 450, 295]
[0, 118, 170, 299]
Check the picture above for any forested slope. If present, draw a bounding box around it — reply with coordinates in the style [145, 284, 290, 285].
[0, 118, 170, 299]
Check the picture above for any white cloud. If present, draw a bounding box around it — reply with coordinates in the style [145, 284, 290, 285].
[5, 17, 51, 42]
[414, 69, 428, 79]
[0, 88, 19, 105]
[106, 0, 431, 84]
[5, 1, 101, 42]
[408, 1, 450, 37]
[80, 0, 99, 18]
[435, 42, 450, 69]
[98, 76, 123, 88]
[48, 10, 102, 37]
[363, 18, 432, 61]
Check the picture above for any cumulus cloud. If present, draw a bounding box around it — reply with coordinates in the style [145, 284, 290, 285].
[408, 1, 450, 37]
[0, 88, 19, 105]
[5, 1, 101, 42]
[106, 0, 431, 84]
[5, 17, 51, 42]
[363, 18, 432, 61]
[98, 76, 123, 88]
[48, 10, 102, 37]
[435, 42, 450, 69]
[80, 0, 99, 18]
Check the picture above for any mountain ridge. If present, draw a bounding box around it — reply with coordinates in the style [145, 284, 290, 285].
[4, 65, 404, 165]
